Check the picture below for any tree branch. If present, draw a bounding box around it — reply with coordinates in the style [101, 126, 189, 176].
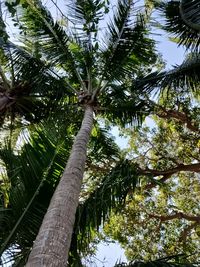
[148, 212, 200, 223]
[139, 162, 200, 177]
[146, 99, 199, 132]
[156, 108, 199, 133]
[180, 221, 199, 243]
[139, 163, 200, 190]
[148, 212, 200, 244]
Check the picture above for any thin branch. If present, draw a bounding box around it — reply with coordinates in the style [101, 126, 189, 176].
[147, 99, 199, 132]
[156, 109, 199, 132]
[140, 162, 200, 190]
[144, 173, 172, 190]
[148, 212, 200, 223]
[180, 221, 199, 243]
[49, 0, 74, 25]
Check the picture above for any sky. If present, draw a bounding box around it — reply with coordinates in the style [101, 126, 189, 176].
[1, 1, 186, 266]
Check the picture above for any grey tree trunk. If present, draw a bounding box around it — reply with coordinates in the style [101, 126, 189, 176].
[26, 105, 94, 267]
[0, 95, 10, 111]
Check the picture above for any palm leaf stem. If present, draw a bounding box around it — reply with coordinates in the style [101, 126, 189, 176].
[0, 65, 10, 90]
[8, 48, 15, 88]
[92, 80, 109, 100]
[99, 0, 133, 84]
[87, 32, 93, 93]
[7, 40, 78, 94]
[179, 0, 200, 31]
[49, 0, 74, 25]
[0, 141, 63, 255]
[110, 0, 132, 57]
[47, 67, 78, 94]
[26, 0, 87, 92]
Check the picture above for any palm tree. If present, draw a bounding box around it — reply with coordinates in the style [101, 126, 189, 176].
[0, 1, 75, 129]
[1, 119, 136, 265]
[2, 0, 158, 265]
[136, 0, 200, 94]
[160, 0, 200, 50]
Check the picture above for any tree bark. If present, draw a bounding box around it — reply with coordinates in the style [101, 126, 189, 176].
[26, 105, 94, 267]
[141, 163, 200, 190]
[0, 94, 10, 111]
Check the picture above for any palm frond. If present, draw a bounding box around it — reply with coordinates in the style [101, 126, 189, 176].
[13, 0, 86, 88]
[73, 159, 138, 249]
[101, 1, 156, 81]
[88, 123, 120, 164]
[69, 0, 106, 35]
[0, 2, 9, 43]
[101, 84, 151, 126]
[115, 253, 199, 267]
[0, 128, 71, 265]
[136, 53, 200, 94]
[7, 42, 73, 96]
[0, 39, 76, 126]
[158, 1, 200, 51]
[180, 0, 200, 31]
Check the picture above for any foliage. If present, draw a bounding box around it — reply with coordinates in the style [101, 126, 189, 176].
[114, 254, 199, 267]
[0, 118, 136, 265]
[0, 124, 72, 265]
[103, 93, 200, 263]
[135, 0, 200, 94]
[1, 0, 200, 266]
[158, 0, 200, 51]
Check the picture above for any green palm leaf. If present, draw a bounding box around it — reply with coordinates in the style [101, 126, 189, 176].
[69, 159, 138, 258]
[101, 0, 156, 81]
[88, 123, 120, 163]
[158, 1, 200, 51]
[0, 38, 74, 125]
[0, 128, 71, 265]
[101, 83, 151, 126]
[16, 0, 86, 88]
[136, 53, 200, 94]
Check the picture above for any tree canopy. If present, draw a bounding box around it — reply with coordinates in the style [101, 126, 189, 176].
[104, 91, 200, 263]
[0, 0, 200, 266]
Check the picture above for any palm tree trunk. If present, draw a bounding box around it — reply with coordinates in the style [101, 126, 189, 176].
[0, 95, 10, 111]
[26, 105, 94, 267]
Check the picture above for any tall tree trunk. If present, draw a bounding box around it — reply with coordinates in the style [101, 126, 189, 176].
[26, 105, 94, 267]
